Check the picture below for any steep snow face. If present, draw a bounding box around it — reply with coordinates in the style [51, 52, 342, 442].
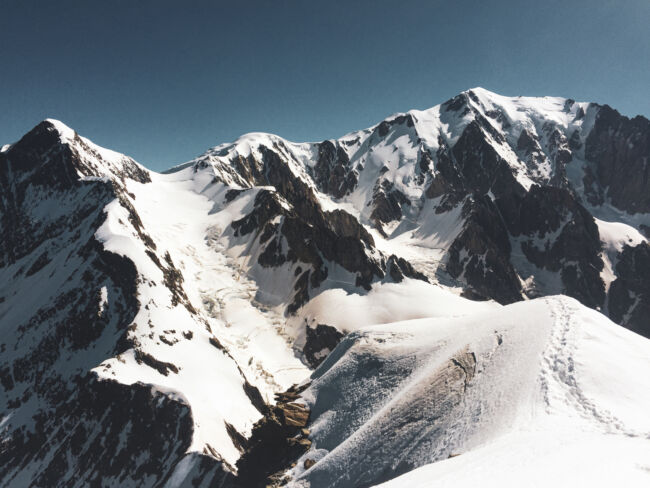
[97, 170, 312, 465]
[288, 296, 650, 488]
[44, 118, 152, 183]
[331, 86, 595, 226]
[178, 132, 317, 191]
[0, 121, 189, 486]
[0, 118, 477, 487]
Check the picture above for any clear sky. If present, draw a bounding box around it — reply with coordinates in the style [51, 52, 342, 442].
[1, 0, 649, 171]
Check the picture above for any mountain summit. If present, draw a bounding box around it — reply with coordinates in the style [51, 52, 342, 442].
[173, 87, 650, 335]
[1, 89, 650, 487]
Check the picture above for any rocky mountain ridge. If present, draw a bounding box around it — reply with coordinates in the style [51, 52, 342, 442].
[180, 87, 650, 336]
[1, 88, 649, 486]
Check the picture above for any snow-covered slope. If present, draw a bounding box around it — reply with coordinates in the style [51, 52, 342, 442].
[287, 296, 650, 488]
[1, 87, 650, 487]
[0, 121, 305, 486]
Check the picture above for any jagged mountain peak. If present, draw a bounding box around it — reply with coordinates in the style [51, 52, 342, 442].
[2, 119, 151, 186]
[159, 87, 650, 335]
[2, 88, 650, 487]
[163, 88, 599, 195]
[172, 88, 597, 237]
[456, 86, 590, 115]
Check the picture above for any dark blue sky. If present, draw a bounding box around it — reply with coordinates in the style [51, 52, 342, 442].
[1, 0, 649, 171]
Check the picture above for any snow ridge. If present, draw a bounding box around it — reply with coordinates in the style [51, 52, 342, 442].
[2, 88, 650, 487]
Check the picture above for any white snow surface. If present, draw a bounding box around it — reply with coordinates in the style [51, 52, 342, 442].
[595, 218, 647, 294]
[7, 90, 650, 486]
[44, 118, 150, 181]
[70, 89, 650, 481]
[291, 278, 496, 334]
[86, 157, 502, 471]
[1, 122, 315, 468]
[93, 169, 312, 466]
[287, 296, 650, 488]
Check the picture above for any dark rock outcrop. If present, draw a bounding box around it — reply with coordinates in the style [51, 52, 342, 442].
[314, 140, 358, 198]
[0, 375, 236, 488]
[447, 196, 522, 304]
[497, 185, 605, 308]
[370, 180, 411, 228]
[304, 324, 344, 368]
[3, 90, 650, 487]
[386, 255, 429, 283]
[585, 105, 650, 213]
[0, 121, 238, 487]
[226, 145, 428, 311]
[236, 384, 311, 487]
[608, 242, 650, 337]
[231, 187, 384, 312]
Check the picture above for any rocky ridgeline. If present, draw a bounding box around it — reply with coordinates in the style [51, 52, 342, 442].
[1, 88, 650, 486]
[187, 89, 650, 337]
[0, 121, 242, 486]
[220, 143, 428, 313]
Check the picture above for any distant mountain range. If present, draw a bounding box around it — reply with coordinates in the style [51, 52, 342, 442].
[1, 88, 649, 487]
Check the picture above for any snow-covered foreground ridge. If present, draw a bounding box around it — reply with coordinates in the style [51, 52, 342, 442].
[293, 296, 650, 488]
[0, 88, 649, 487]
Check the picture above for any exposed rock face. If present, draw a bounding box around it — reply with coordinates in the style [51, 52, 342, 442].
[180, 88, 650, 336]
[314, 140, 358, 198]
[385, 254, 429, 283]
[412, 92, 647, 334]
[445, 185, 605, 309]
[0, 124, 175, 485]
[447, 196, 522, 304]
[230, 187, 385, 312]
[424, 145, 466, 211]
[2, 88, 650, 486]
[370, 179, 411, 229]
[219, 143, 427, 311]
[0, 122, 144, 269]
[497, 185, 605, 308]
[0, 122, 255, 486]
[236, 384, 311, 487]
[608, 242, 650, 338]
[585, 105, 650, 213]
[303, 324, 344, 368]
[0, 375, 232, 487]
[450, 119, 522, 198]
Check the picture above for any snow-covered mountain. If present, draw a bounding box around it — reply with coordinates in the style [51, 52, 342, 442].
[1, 89, 649, 487]
[177, 87, 650, 336]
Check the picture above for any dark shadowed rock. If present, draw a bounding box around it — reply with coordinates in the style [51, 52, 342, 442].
[608, 242, 650, 338]
[314, 140, 358, 198]
[585, 105, 650, 213]
[497, 185, 605, 309]
[304, 324, 344, 368]
[236, 384, 312, 487]
[370, 180, 411, 227]
[447, 196, 522, 304]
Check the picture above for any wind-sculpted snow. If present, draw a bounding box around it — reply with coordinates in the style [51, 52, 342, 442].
[287, 296, 650, 488]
